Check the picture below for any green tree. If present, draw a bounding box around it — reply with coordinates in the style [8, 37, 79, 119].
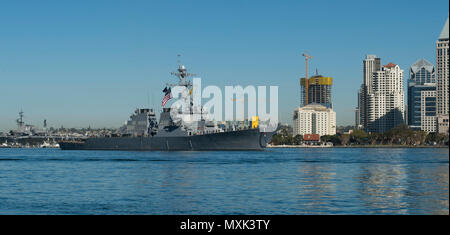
[284, 135, 294, 145]
[270, 134, 283, 145]
[293, 135, 303, 145]
[270, 127, 295, 145]
[368, 133, 379, 145]
[414, 131, 427, 145]
[339, 134, 350, 146]
[321, 135, 341, 145]
[426, 132, 449, 145]
[350, 130, 368, 144]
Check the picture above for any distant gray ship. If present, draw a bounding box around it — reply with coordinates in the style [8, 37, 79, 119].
[59, 61, 277, 151]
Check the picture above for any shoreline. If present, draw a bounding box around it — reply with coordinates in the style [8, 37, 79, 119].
[1, 145, 448, 149]
[268, 145, 449, 148]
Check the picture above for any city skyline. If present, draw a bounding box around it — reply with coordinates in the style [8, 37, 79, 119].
[0, 0, 449, 131]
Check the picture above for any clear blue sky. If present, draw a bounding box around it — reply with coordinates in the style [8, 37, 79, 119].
[0, 0, 448, 131]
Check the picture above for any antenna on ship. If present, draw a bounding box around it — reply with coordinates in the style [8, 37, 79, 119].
[147, 91, 150, 109]
[169, 54, 195, 88]
[16, 109, 24, 130]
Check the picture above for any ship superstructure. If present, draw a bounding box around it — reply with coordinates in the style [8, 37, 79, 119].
[59, 59, 277, 151]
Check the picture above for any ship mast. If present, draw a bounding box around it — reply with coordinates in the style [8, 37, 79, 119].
[168, 54, 195, 88]
[166, 55, 201, 118]
[16, 110, 24, 130]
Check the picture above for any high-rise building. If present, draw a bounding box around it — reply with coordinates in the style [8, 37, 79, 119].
[358, 55, 382, 130]
[293, 104, 336, 137]
[367, 63, 405, 133]
[363, 55, 382, 92]
[356, 86, 363, 129]
[300, 74, 333, 108]
[419, 89, 437, 133]
[436, 16, 449, 134]
[407, 59, 436, 132]
[355, 107, 361, 129]
[357, 55, 406, 133]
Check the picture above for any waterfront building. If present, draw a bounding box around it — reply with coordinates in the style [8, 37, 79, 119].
[419, 89, 437, 133]
[300, 74, 333, 108]
[407, 59, 436, 132]
[303, 134, 320, 144]
[436, 16, 449, 134]
[358, 55, 382, 130]
[357, 55, 405, 133]
[292, 104, 336, 137]
[437, 115, 449, 134]
[367, 62, 405, 133]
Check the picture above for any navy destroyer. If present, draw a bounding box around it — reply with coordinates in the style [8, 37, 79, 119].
[59, 61, 277, 151]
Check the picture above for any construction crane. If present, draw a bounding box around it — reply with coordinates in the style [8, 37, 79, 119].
[302, 52, 313, 106]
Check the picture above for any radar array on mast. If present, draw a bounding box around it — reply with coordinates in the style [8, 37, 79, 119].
[168, 54, 195, 88]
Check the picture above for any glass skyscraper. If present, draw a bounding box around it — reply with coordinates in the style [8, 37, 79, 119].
[407, 59, 436, 132]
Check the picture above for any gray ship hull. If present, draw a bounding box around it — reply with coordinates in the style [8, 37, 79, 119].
[59, 129, 271, 151]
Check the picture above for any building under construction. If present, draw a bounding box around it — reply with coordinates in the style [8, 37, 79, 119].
[300, 74, 333, 108]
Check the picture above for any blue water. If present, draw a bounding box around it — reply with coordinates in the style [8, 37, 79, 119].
[0, 148, 448, 215]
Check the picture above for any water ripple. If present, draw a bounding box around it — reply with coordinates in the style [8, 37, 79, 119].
[0, 147, 448, 214]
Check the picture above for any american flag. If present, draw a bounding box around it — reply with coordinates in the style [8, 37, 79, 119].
[161, 87, 172, 107]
